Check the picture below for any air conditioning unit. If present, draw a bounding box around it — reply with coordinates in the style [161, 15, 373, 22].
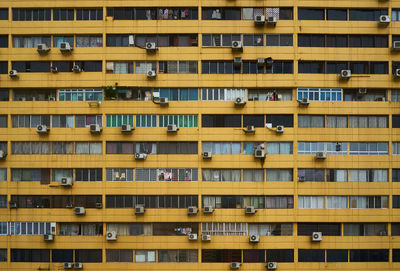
[37, 44, 50, 54]
[60, 42, 72, 52]
[393, 41, 400, 51]
[394, 69, 400, 78]
[249, 234, 260, 243]
[72, 65, 81, 73]
[159, 97, 169, 105]
[128, 35, 135, 46]
[254, 149, 265, 159]
[106, 231, 117, 241]
[244, 125, 255, 133]
[375, 96, 385, 101]
[63, 262, 73, 269]
[89, 124, 102, 134]
[266, 262, 277, 270]
[255, 59, 265, 68]
[379, 15, 390, 24]
[189, 233, 198, 240]
[51, 66, 58, 73]
[0, 150, 6, 159]
[298, 97, 309, 106]
[106, 62, 114, 72]
[95, 202, 102, 209]
[298, 176, 305, 182]
[265, 57, 274, 66]
[134, 153, 147, 160]
[61, 177, 73, 187]
[188, 206, 198, 215]
[235, 97, 246, 106]
[9, 201, 17, 208]
[147, 70, 156, 79]
[232, 40, 242, 51]
[36, 124, 49, 134]
[121, 124, 133, 133]
[202, 234, 211, 241]
[74, 263, 83, 269]
[203, 206, 214, 214]
[254, 15, 265, 24]
[245, 206, 257, 214]
[266, 16, 277, 25]
[312, 231, 322, 242]
[135, 205, 145, 214]
[230, 262, 241, 269]
[276, 125, 284, 133]
[167, 124, 179, 133]
[315, 152, 327, 160]
[74, 207, 85, 215]
[234, 57, 242, 68]
[202, 152, 212, 159]
[9, 70, 18, 78]
[358, 88, 367, 95]
[340, 70, 351, 79]
[44, 234, 54, 241]
[145, 42, 157, 52]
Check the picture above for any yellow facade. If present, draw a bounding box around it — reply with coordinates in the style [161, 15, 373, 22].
[0, 0, 400, 270]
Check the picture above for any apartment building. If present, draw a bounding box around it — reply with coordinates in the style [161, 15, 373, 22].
[0, 0, 400, 270]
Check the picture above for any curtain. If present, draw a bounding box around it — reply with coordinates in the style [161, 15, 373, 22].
[266, 143, 279, 154]
[243, 8, 253, 20]
[372, 170, 387, 182]
[0, 169, 6, 181]
[349, 116, 358, 127]
[350, 196, 367, 208]
[280, 143, 291, 154]
[336, 170, 347, 182]
[327, 196, 347, 208]
[298, 196, 324, 208]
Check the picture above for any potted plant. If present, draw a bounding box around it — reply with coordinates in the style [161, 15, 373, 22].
[104, 83, 118, 100]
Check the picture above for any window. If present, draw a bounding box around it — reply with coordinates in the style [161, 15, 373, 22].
[327, 196, 348, 208]
[107, 61, 134, 74]
[202, 142, 241, 154]
[11, 249, 50, 262]
[106, 142, 134, 154]
[135, 169, 157, 182]
[393, 169, 400, 182]
[106, 169, 134, 181]
[248, 89, 292, 101]
[12, 61, 51, 72]
[53, 36, 74, 48]
[202, 250, 241, 262]
[0, 142, 6, 156]
[298, 169, 325, 182]
[159, 168, 198, 181]
[249, 223, 293, 236]
[327, 9, 347, 21]
[243, 34, 264, 46]
[12, 142, 50, 155]
[52, 142, 74, 154]
[393, 196, 400, 208]
[75, 115, 102, 127]
[266, 61, 293, 74]
[0, 89, 9, 101]
[13, 36, 51, 48]
[202, 61, 239, 74]
[349, 142, 388, 155]
[297, 88, 343, 101]
[158, 142, 198, 154]
[12, 89, 55, 101]
[106, 115, 133, 127]
[135, 250, 156, 263]
[11, 169, 50, 182]
[202, 34, 241, 47]
[106, 250, 133, 262]
[135, 142, 157, 154]
[106, 34, 131, 47]
[75, 169, 102, 182]
[298, 8, 325, 20]
[0, 196, 6, 208]
[153, 222, 198, 236]
[0, 9, 8, 20]
[75, 249, 102, 263]
[159, 115, 198, 128]
[298, 223, 341, 236]
[202, 169, 241, 182]
[12, 9, 51, 21]
[243, 115, 264, 128]
[298, 249, 325, 262]
[349, 9, 388, 21]
[136, 115, 156, 127]
[243, 169, 264, 182]
[327, 250, 348, 262]
[107, 7, 198, 20]
[0, 249, 6, 262]
[106, 195, 198, 208]
[201, 88, 246, 101]
[158, 250, 198, 262]
[392, 224, 400, 236]
[266, 249, 294, 262]
[393, 115, 400, 128]
[350, 249, 388, 262]
[202, 115, 241, 128]
[298, 34, 325, 47]
[52, 115, 73, 128]
[0, 168, 6, 181]
[76, 9, 103, 20]
[153, 88, 198, 101]
[348, 169, 388, 182]
[159, 61, 197, 73]
[75, 142, 102, 154]
[12, 115, 50, 128]
[344, 223, 387, 236]
[350, 196, 388, 208]
[327, 116, 348, 128]
[76, 35, 103, 47]
[107, 223, 151, 236]
[266, 169, 292, 182]
[298, 196, 325, 209]
[201, 222, 247, 236]
[59, 89, 103, 101]
[265, 114, 293, 127]
[266, 7, 293, 20]
[52, 169, 73, 182]
[298, 115, 325, 128]
[52, 250, 73, 263]
[59, 223, 102, 236]
[9, 222, 53, 235]
[135, 61, 156, 73]
[266, 142, 293, 154]
[0, 222, 7, 235]
[0, 115, 7, 128]
[53, 9, 74, 21]
[349, 116, 388, 128]
[74, 61, 102, 72]
[202, 8, 241, 20]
